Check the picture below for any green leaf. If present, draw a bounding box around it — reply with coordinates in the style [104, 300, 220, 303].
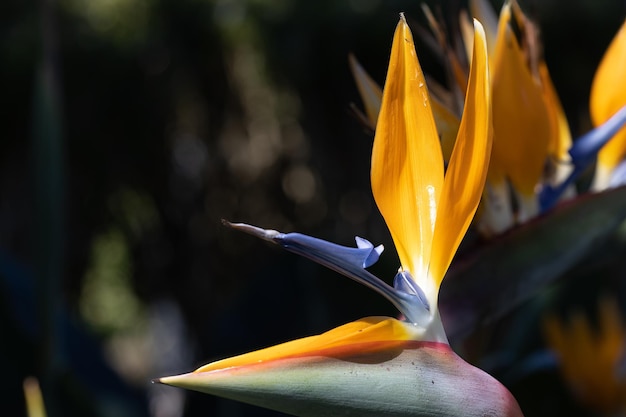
[440, 186, 626, 343]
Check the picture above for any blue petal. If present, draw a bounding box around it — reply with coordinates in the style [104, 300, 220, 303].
[539, 166, 582, 211]
[223, 221, 431, 325]
[354, 236, 384, 267]
[393, 270, 430, 312]
[609, 159, 626, 188]
[569, 105, 626, 166]
[540, 104, 626, 211]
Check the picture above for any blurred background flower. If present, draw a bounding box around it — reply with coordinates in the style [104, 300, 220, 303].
[590, 19, 626, 190]
[2, 0, 626, 416]
[544, 298, 626, 415]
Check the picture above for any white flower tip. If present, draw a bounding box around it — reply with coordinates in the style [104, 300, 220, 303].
[222, 219, 281, 242]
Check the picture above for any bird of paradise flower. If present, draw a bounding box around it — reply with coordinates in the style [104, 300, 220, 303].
[156, 14, 524, 417]
[544, 298, 626, 415]
[351, 0, 626, 237]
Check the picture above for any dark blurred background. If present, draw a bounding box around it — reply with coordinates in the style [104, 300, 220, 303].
[2, 0, 626, 416]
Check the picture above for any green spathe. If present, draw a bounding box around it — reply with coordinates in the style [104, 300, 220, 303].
[158, 337, 522, 417]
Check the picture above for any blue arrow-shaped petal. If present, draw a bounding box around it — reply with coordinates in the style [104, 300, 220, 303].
[223, 221, 431, 326]
[540, 104, 626, 211]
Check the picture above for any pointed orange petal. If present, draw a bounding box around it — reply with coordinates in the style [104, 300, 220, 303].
[539, 62, 572, 163]
[191, 317, 420, 373]
[371, 15, 443, 285]
[538, 61, 577, 193]
[591, 19, 626, 174]
[491, 4, 550, 199]
[429, 20, 491, 288]
[469, 0, 499, 66]
[597, 299, 625, 366]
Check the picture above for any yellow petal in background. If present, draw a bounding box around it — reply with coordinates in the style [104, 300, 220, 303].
[348, 54, 383, 128]
[540, 62, 571, 164]
[23, 377, 48, 417]
[459, 10, 475, 65]
[430, 19, 491, 290]
[371, 15, 443, 289]
[539, 61, 574, 190]
[591, 19, 626, 188]
[348, 53, 460, 162]
[491, 4, 550, 216]
[544, 300, 626, 413]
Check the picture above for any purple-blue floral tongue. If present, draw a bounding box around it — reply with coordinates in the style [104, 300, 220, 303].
[223, 220, 432, 326]
[540, 105, 626, 210]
